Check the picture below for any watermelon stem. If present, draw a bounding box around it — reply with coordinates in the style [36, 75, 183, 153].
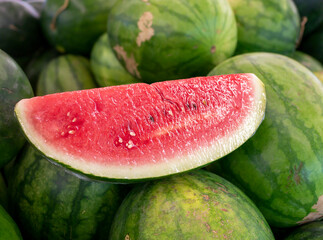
[296, 16, 308, 48]
[50, 0, 70, 31]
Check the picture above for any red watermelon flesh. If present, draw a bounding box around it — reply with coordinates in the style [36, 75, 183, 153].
[15, 74, 266, 181]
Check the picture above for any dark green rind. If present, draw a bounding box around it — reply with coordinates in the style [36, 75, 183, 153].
[90, 33, 139, 87]
[0, 50, 34, 168]
[228, 0, 300, 54]
[289, 51, 323, 72]
[0, 204, 22, 240]
[36, 54, 97, 96]
[107, 0, 237, 83]
[207, 52, 323, 228]
[0, 0, 43, 58]
[300, 25, 323, 64]
[8, 145, 128, 240]
[293, 0, 323, 36]
[110, 169, 274, 240]
[41, 0, 118, 55]
[284, 221, 323, 240]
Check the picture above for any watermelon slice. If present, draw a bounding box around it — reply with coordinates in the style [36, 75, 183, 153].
[14, 74, 266, 182]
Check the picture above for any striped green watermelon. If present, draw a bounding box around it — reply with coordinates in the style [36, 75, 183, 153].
[0, 204, 22, 240]
[14, 74, 266, 182]
[41, 0, 117, 55]
[284, 221, 323, 239]
[0, 50, 34, 168]
[228, 0, 300, 54]
[90, 33, 139, 87]
[0, 173, 8, 211]
[207, 52, 323, 228]
[36, 55, 97, 96]
[0, 0, 43, 58]
[110, 169, 275, 239]
[8, 145, 128, 240]
[289, 51, 323, 72]
[107, 0, 237, 83]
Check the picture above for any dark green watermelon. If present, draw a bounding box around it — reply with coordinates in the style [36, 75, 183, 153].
[0, 204, 22, 240]
[284, 221, 323, 239]
[0, 0, 43, 58]
[107, 0, 237, 83]
[207, 52, 323, 228]
[110, 169, 274, 239]
[228, 0, 300, 54]
[0, 50, 34, 168]
[90, 33, 139, 87]
[289, 51, 323, 72]
[36, 54, 97, 96]
[300, 24, 323, 64]
[8, 145, 128, 240]
[41, 0, 117, 55]
[293, 0, 323, 37]
[0, 173, 8, 210]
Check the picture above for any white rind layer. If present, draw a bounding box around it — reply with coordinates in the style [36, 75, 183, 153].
[15, 73, 266, 181]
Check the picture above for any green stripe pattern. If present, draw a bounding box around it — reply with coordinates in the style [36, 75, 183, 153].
[8, 145, 128, 240]
[110, 170, 274, 240]
[0, 50, 34, 168]
[36, 54, 97, 96]
[228, 0, 300, 54]
[90, 33, 139, 87]
[107, 0, 237, 83]
[207, 52, 323, 227]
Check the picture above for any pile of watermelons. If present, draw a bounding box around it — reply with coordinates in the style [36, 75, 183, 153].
[1, 0, 323, 239]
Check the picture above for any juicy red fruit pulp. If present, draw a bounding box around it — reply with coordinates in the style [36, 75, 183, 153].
[26, 74, 254, 166]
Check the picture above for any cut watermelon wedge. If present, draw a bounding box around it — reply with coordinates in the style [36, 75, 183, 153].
[15, 74, 266, 182]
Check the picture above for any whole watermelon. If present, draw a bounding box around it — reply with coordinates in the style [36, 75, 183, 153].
[207, 52, 323, 228]
[110, 169, 274, 239]
[8, 145, 128, 240]
[36, 54, 97, 95]
[227, 0, 300, 54]
[107, 0, 237, 83]
[90, 33, 139, 87]
[41, 0, 117, 55]
[0, 0, 43, 58]
[0, 50, 34, 168]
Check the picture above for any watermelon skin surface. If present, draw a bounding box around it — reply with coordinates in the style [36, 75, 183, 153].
[90, 33, 139, 87]
[15, 74, 266, 182]
[36, 54, 97, 96]
[8, 145, 128, 240]
[0, 0, 43, 58]
[228, 0, 300, 54]
[207, 52, 323, 227]
[107, 0, 237, 83]
[0, 50, 34, 168]
[289, 51, 323, 72]
[110, 169, 275, 240]
[300, 25, 323, 64]
[41, 0, 117, 55]
[284, 221, 323, 240]
[0, 204, 22, 240]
